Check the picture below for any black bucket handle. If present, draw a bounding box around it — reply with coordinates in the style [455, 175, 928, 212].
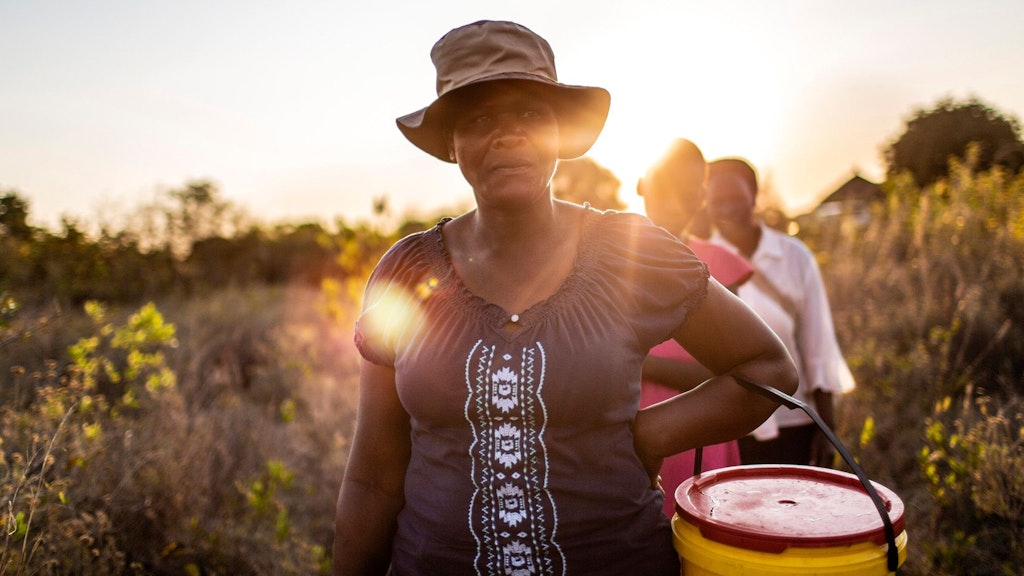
[692, 375, 901, 573]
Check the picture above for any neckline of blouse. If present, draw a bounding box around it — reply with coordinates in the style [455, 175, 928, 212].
[429, 204, 599, 331]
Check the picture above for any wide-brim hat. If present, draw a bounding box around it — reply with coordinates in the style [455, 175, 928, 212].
[396, 20, 611, 163]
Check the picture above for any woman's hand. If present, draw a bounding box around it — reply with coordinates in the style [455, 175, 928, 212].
[633, 281, 798, 462]
[632, 419, 666, 492]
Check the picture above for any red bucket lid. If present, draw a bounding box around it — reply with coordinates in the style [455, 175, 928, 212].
[675, 465, 905, 553]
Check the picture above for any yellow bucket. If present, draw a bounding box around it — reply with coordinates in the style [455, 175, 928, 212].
[673, 465, 907, 575]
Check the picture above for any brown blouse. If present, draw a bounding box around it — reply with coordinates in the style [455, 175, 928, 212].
[355, 206, 709, 575]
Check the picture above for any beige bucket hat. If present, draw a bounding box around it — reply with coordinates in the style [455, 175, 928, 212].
[396, 20, 611, 163]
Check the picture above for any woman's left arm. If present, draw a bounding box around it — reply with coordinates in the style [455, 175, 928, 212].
[641, 355, 714, 392]
[633, 280, 798, 478]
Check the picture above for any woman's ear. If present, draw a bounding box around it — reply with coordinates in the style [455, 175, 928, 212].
[636, 177, 646, 197]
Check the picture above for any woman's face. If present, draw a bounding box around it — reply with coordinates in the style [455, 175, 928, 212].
[706, 172, 756, 229]
[641, 160, 706, 235]
[642, 182, 692, 236]
[448, 82, 560, 208]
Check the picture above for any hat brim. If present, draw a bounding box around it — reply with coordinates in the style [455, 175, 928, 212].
[396, 74, 611, 163]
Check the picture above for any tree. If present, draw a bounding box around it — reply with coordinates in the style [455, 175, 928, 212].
[0, 191, 34, 240]
[551, 157, 625, 211]
[129, 180, 249, 258]
[994, 142, 1024, 174]
[883, 97, 1023, 187]
[166, 180, 241, 251]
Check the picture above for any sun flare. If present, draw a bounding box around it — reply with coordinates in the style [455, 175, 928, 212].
[577, 10, 784, 216]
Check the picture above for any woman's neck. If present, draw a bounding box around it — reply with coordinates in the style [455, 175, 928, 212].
[444, 199, 583, 317]
[720, 220, 762, 259]
[469, 198, 563, 257]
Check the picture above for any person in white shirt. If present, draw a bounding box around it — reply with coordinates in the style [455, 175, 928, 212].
[706, 158, 855, 467]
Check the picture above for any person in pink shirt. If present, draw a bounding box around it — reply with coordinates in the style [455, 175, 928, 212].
[637, 139, 755, 517]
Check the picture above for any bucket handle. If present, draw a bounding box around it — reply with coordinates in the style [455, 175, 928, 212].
[693, 375, 901, 574]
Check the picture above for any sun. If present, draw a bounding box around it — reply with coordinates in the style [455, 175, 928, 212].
[573, 11, 785, 216]
[588, 99, 781, 218]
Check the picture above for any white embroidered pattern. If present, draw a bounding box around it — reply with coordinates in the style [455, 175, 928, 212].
[465, 340, 564, 576]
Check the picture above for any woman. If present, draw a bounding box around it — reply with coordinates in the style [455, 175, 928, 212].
[636, 139, 754, 518]
[706, 157, 854, 467]
[333, 20, 797, 575]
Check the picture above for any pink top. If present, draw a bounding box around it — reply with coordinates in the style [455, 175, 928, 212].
[641, 235, 753, 517]
[685, 236, 754, 290]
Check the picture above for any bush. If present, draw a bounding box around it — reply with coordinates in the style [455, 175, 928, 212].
[3, 161, 1022, 573]
[920, 390, 1024, 574]
[1, 287, 358, 575]
[804, 161, 1024, 575]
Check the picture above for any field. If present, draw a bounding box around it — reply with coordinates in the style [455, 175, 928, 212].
[2, 164, 1022, 574]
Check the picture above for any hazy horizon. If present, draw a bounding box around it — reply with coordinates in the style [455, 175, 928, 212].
[3, 0, 1023, 231]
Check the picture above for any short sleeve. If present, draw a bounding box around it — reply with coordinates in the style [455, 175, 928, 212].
[353, 228, 441, 367]
[586, 211, 710, 351]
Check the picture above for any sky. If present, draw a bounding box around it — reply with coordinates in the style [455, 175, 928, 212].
[2, 0, 1023, 231]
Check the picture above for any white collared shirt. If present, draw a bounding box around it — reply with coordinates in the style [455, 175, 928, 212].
[712, 223, 855, 433]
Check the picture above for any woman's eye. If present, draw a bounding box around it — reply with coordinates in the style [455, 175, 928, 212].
[521, 109, 542, 120]
[456, 114, 490, 130]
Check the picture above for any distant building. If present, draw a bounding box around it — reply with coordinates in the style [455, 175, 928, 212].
[796, 173, 884, 228]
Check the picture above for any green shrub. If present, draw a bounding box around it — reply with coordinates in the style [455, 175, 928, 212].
[920, 390, 1024, 574]
[807, 161, 1024, 575]
[4, 163, 1020, 574]
[1, 289, 357, 574]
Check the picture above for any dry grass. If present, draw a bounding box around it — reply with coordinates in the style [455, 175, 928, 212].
[2, 285, 357, 575]
[2, 164, 1023, 574]
[807, 163, 1024, 575]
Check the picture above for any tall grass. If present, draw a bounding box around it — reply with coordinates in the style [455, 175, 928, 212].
[2, 286, 358, 574]
[803, 160, 1024, 575]
[1, 163, 1022, 574]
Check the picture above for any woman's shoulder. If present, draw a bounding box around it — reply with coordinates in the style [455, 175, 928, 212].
[583, 205, 650, 224]
[582, 206, 676, 245]
[369, 219, 449, 283]
[577, 206, 709, 348]
[579, 206, 707, 279]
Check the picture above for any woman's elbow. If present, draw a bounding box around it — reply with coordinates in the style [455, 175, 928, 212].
[773, 348, 800, 396]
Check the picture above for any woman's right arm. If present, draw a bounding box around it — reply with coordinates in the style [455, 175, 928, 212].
[333, 360, 411, 576]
